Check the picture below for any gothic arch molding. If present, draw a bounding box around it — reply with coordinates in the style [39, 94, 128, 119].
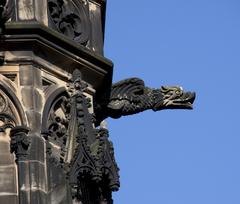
[0, 74, 27, 126]
[41, 85, 69, 133]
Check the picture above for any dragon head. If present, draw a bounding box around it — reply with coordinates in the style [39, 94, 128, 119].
[152, 86, 195, 111]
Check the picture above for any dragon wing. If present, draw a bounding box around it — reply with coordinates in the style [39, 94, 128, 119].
[107, 78, 149, 117]
[111, 78, 145, 100]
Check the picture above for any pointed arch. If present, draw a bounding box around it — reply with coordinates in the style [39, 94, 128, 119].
[41, 85, 69, 132]
[0, 74, 27, 126]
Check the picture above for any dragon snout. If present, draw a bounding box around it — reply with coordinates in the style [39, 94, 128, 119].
[153, 90, 196, 111]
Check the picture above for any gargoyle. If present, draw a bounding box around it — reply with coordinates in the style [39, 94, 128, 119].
[95, 78, 195, 123]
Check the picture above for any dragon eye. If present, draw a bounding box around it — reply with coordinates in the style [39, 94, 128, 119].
[175, 90, 181, 95]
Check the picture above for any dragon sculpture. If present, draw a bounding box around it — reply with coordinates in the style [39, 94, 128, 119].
[95, 77, 195, 123]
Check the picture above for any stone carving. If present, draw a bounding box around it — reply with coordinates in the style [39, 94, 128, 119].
[0, 94, 7, 112]
[10, 126, 30, 162]
[44, 73, 194, 202]
[67, 70, 103, 202]
[48, 0, 90, 45]
[45, 95, 70, 168]
[67, 71, 120, 203]
[0, 0, 14, 34]
[44, 70, 120, 203]
[0, 113, 15, 132]
[95, 77, 196, 122]
[96, 125, 120, 192]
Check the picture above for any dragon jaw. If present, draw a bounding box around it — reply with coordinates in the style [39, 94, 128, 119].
[153, 86, 196, 111]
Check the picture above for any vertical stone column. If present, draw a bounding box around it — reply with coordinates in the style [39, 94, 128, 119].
[10, 126, 30, 204]
[19, 64, 48, 203]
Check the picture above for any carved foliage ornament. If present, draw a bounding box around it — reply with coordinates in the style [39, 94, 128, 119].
[48, 0, 90, 45]
[44, 95, 69, 168]
[10, 126, 30, 162]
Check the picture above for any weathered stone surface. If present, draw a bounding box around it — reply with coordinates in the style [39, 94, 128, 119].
[16, 0, 48, 25]
[30, 191, 47, 204]
[47, 161, 72, 204]
[29, 161, 47, 192]
[25, 111, 42, 133]
[0, 133, 18, 203]
[17, 161, 30, 204]
[0, 165, 17, 193]
[0, 195, 18, 204]
[21, 88, 43, 112]
[19, 65, 42, 88]
[0, 141, 15, 165]
[89, 2, 104, 55]
[28, 135, 45, 162]
[17, 0, 34, 20]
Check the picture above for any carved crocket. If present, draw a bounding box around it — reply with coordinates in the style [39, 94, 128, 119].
[95, 78, 195, 122]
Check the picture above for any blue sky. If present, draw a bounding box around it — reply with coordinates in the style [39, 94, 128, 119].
[104, 0, 240, 204]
